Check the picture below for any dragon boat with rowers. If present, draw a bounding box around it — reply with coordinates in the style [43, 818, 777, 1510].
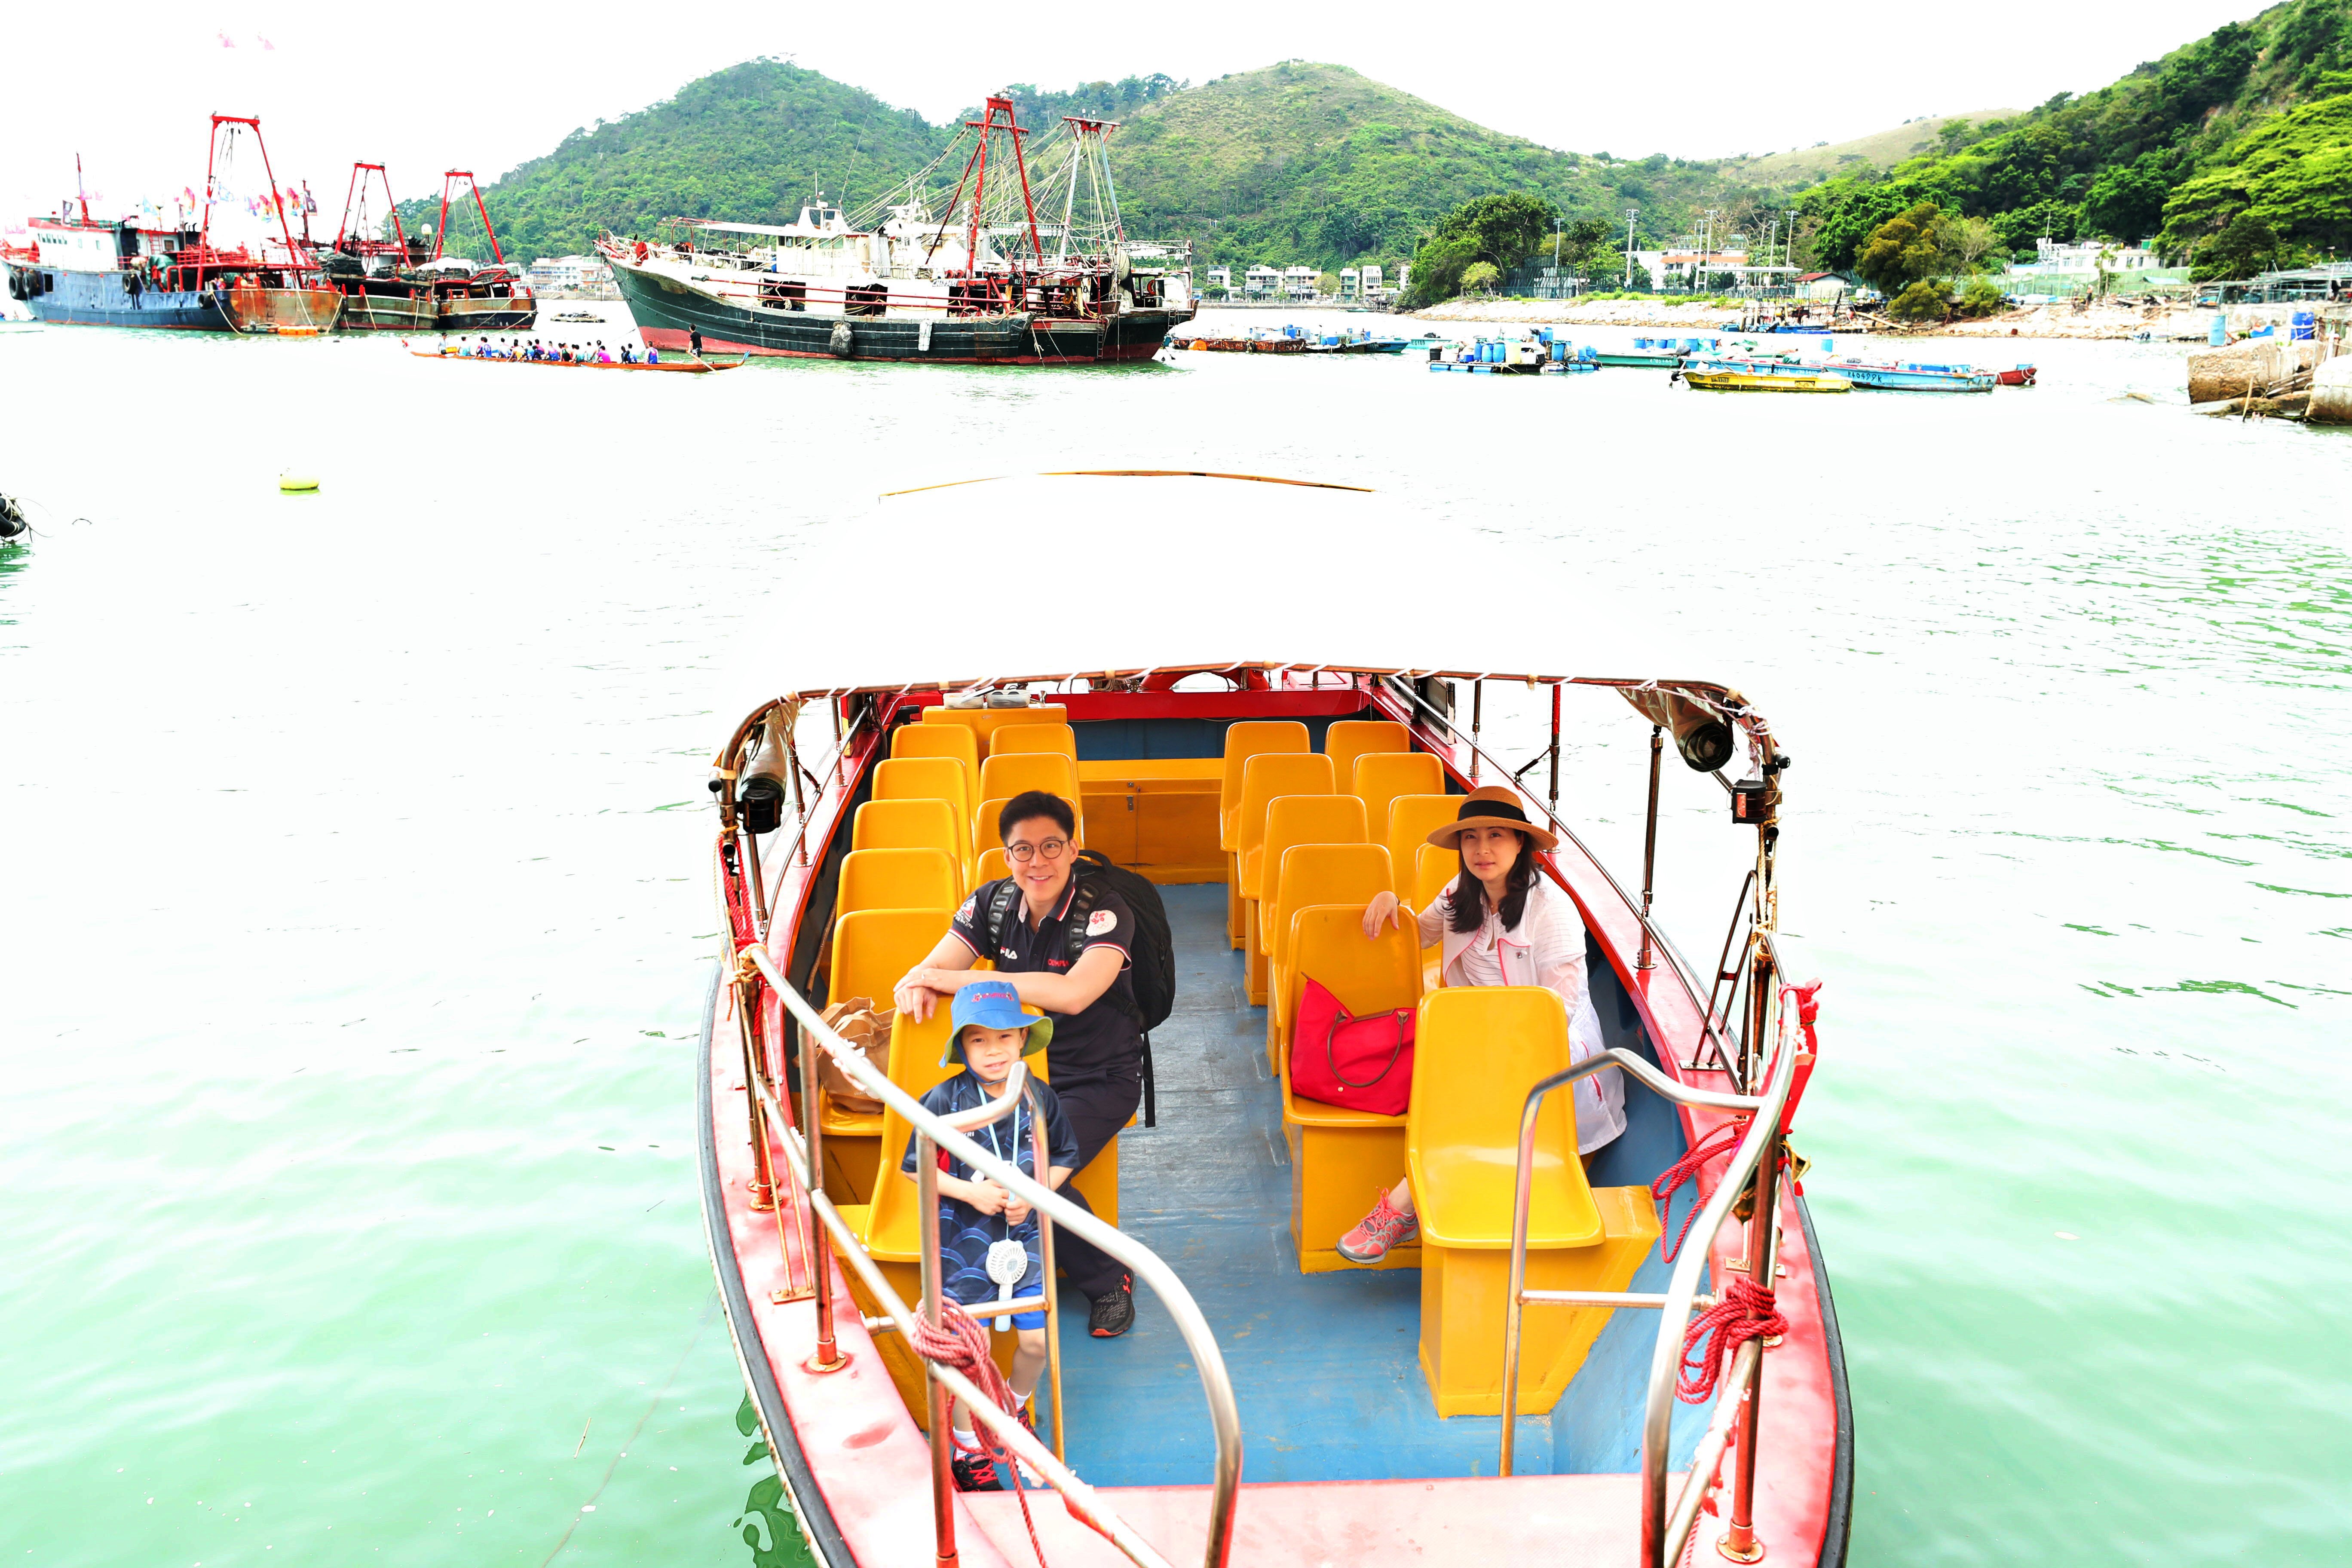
[697, 473, 1850, 1568]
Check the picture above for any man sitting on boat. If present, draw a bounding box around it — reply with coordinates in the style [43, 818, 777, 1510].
[895, 790, 1145, 1338]
[1337, 788, 1626, 1265]
[901, 979, 1079, 1493]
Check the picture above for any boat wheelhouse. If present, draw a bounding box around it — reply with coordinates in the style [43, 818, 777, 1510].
[597, 101, 1192, 364]
[1, 116, 338, 334]
[698, 475, 1849, 1568]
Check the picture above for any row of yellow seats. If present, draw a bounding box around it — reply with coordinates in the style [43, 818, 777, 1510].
[866, 718, 1083, 891]
[1215, 722, 1454, 1007]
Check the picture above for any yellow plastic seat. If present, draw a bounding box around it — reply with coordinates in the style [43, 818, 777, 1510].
[980, 750, 1081, 803]
[888, 724, 979, 805]
[873, 757, 974, 875]
[837, 848, 962, 916]
[974, 794, 1084, 861]
[1385, 795, 1462, 899]
[1354, 753, 1446, 861]
[975, 847, 1009, 885]
[851, 798, 962, 863]
[1233, 753, 1335, 1002]
[1265, 841, 1392, 1068]
[1218, 722, 1311, 946]
[819, 906, 954, 1202]
[922, 703, 1070, 762]
[1406, 988, 1660, 1417]
[1278, 908, 1422, 1272]
[991, 721, 1078, 760]
[1324, 720, 1411, 800]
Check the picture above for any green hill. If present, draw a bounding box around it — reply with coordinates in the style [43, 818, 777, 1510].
[433, 57, 1807, 271]
[410, 59, 949, 262]
[1090, 61, 1781, 268]
[1741, 110, 2024, 186]
[1795, 0, 2352, 275]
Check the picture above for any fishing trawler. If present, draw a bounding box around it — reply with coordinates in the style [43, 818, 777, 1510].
[321, 163, 435, 332]
[597, 101, 1191, 364]
[2, 116, 338, 334]
[416, 172, 536, 333]
[699, 474, 1850, 1568]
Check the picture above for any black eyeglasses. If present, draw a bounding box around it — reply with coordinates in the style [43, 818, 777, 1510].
[1005, 838, 1070, 863]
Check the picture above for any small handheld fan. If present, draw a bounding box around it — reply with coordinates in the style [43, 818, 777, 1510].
[985, 1237, 1028, 1334]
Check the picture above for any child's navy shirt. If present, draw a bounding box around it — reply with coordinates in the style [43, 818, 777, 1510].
[900, 1072, 1080, 1313]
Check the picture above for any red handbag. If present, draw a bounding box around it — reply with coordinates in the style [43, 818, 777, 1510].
[1290, 976, 1417, 1117]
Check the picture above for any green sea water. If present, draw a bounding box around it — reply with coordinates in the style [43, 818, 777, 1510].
[2, 312, 2346, 1566]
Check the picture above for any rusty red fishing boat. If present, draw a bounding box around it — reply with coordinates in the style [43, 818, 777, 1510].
[698, 475, 1851, 1568]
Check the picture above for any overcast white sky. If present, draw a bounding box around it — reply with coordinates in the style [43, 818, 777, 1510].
[1, 3, 2271, 237]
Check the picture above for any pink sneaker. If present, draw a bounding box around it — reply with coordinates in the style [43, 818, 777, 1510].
[1336, 1191, 1418, 1264]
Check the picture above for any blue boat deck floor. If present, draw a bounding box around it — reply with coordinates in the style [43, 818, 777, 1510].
[1047, 883, 1718, 1489]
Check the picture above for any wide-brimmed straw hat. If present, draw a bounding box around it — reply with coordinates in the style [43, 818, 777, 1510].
[1425, 786, 1559, 852]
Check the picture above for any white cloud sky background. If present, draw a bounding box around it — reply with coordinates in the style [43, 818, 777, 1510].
[0, 3, 2273, 242]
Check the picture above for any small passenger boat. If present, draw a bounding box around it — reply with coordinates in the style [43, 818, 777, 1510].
[406, 347, 744, 372]
[1681, 368, 1853, 393]
[698, 475, 1849, 1568]
[1822, 359, 1995, 393]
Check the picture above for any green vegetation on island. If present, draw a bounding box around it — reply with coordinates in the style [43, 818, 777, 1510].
[419, 3, 2352, 298]
[1795, 0, 2352, 279]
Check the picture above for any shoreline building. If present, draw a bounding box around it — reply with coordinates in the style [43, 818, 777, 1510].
[1244, 264, 1282, 298]
[1206, 265, 1233, 297]
[526, 254, 614, 292]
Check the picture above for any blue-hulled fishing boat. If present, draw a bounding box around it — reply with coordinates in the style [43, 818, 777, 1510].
[698, 475, 1850, 1568]
[1822, 359, 1996, 393]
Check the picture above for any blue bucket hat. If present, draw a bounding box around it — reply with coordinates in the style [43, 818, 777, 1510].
[942, 979, 1054, 1066]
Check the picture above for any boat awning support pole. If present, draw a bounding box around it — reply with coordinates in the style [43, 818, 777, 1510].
[794, 982, 849, 1366]
[916, 1127, 960, 1565]
[1547, 683, 1562, 818]
[1638, 725, 1662, 971]
[1470, 679, 1484, 781]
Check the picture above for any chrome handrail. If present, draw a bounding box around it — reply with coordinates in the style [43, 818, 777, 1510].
[738, 943, 1244, 1568]
[1497, 1047, 1761, 1475]
[1376, 674, 1748, 1080]
[1641, 990, 1802, 1568]
[1489, 1009, 1800, 1566]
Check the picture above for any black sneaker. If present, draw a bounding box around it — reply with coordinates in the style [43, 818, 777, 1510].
[1088, 1274, 1135, 1338]
[950, 1451, 1001, 1492]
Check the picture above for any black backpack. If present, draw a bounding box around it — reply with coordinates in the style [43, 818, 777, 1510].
[984, 850, 1177, 1124]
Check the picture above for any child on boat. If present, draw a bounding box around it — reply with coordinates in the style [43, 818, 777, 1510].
[900, 980, 1078, 1492]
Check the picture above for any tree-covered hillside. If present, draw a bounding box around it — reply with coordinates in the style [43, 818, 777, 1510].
[408, 59, 949, 261]
[426, 56, 1804, 270]
[1795, 0, 2352, 276]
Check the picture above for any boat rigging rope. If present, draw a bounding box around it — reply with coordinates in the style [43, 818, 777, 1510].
[908, 1299, 1053, 1568]
[1676, 1274, 1787, 1407]
[1650, 1119, 1743, 1264]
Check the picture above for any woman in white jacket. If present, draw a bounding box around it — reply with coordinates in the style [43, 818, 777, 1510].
[1335, 786, 1626, 1265]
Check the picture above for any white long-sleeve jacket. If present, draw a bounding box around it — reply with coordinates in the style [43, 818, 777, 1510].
[1413, 873, 1627, 1155]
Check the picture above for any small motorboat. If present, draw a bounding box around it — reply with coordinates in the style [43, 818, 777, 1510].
[699, 473, 1850, 1568]
[1820, 360, 1996, 393]
[407, 347, 744, 373]
[1995, 365, 2038, 386]
[1681, 368, 1853, 393]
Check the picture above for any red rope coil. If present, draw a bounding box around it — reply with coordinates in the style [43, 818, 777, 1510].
[907, 1298, 1052, 1566]
[1676, 1274, 1787, 1405]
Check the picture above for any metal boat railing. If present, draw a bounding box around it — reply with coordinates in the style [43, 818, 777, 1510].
[732, 941, 1243, 1568]
[1375, 672, 1753, 1085]
[1493, 960, 1804, 1568]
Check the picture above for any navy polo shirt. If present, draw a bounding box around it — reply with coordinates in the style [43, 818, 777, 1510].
[949, 874, 1142, 1085]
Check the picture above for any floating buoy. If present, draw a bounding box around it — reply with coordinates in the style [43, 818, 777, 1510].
[279, 472, 319, 493]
